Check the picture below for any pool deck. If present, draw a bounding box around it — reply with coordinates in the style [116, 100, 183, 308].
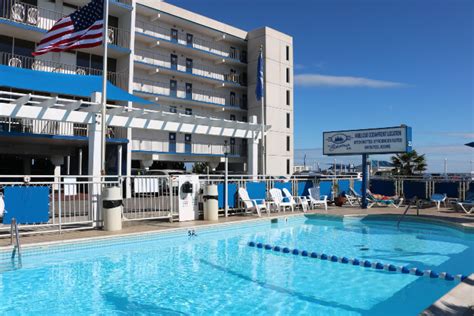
[1, 205, 473, 248]
[1, 205, 473, 314]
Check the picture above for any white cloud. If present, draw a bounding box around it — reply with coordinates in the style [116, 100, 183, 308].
[294, 74, 407, 88]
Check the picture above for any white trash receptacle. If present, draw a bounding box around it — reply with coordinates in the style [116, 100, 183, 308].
[102, 186, 122, 231]
[204, 184, 218, 221]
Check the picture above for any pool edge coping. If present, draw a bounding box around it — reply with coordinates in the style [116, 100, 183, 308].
[421, 273, 474, 316]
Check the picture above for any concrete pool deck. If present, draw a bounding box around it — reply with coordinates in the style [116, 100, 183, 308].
[0, 205, 473, 314]
[1, 205, 473, 247]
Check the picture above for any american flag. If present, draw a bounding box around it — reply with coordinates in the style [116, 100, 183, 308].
[32, 0, 104, 56]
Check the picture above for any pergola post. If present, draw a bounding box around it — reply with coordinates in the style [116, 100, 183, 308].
[88, 92, 103, 227]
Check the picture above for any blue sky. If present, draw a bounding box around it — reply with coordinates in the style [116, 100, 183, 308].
[166, 0, 473, 172]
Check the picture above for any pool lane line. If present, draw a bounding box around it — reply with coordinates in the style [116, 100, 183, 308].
[247, 242, 468, 282]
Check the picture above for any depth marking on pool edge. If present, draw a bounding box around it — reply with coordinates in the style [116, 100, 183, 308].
[247, 242, 468, 282]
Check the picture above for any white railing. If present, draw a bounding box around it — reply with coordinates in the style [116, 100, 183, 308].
[0, 116, 128, 139]
[135, 19, 246, 62]
[133, 140, 245, 156]
[134, 78, 244, 108]
[0, 1, 130, 49]
[0, 175, 176, 236]
[134, 49, 245, 85]
[0, 0, 62, 31]
[107, 25, 131, 49]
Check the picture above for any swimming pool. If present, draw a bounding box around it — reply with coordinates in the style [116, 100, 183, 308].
[0, 215, 472, 315]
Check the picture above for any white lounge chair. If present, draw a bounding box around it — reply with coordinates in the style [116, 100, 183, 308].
[457, 192, 474, 215]
[457, 202, 474, 215]
[238, 187, 267, 217]
[269, 188, 294, 212]
[345, 188, 362, 206]
[307, 187, 328, 211]
[430, 193, 447, 210]
[282, 188, 308, 212]
[366, 191, 403, 208]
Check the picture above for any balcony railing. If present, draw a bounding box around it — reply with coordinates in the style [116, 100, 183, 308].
[134, 49, 246, 86]
[0, 117, 127, 139]
[107, 25, 131, 49]
[0, 1, 130, 48]
[0, 0, 62, 31]
[0, 52, 128, 88]
[133, 139, 246, 156]
[134, 78, 245, 108]
[135, 19, 246, 63]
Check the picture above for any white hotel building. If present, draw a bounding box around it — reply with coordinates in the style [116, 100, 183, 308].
[0, 0, 294, 176]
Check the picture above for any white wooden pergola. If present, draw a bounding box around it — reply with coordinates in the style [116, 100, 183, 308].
[0, 89, 267, 178]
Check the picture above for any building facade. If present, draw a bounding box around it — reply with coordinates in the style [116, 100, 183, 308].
[0, 0, 294, 176]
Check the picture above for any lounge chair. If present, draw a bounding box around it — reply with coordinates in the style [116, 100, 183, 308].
[346, 188, 362, 206]
[282, 188, 308, 212]
[269, 188, 294, 212]
[457, 191, 474, 215]
[238, 187, 267, 217]
[430, 193, 447, 210]
[366, 191, 403, 208]
[307, 187, 328, 211]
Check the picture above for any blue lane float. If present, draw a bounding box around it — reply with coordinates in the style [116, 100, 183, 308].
[247, 241, 468, 282]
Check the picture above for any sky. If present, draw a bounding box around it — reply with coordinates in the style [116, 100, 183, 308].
[166, 0, 473, 173]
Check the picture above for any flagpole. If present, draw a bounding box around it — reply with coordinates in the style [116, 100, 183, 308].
[100, 0, 109, 175]
[260, 45, 266, 176]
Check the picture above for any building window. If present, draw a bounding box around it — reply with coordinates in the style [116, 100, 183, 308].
[185, 108, 192, 115]
[169, 106, 177, 113]
[286, 46, 290, 61]
[230, 92, 236, 106]
[286, 136, 290, 151]
[286, 113, 290, 128]
[287, 159, 290, 174]
[170, 28, 178, 42]
[241, 116, 247, 122]
[186, 33, 193, 46]
[184, 134, 192, 153]
[170, 54, 178, 70]
[169, 133, 176, 153]
[230, 114, 236, 121]
[286, 90, 290, 106]
[286, 68, 290, 83]
[241, 94, 247, 109]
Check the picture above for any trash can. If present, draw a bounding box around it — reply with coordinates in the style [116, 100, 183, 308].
[203, 184, 218, 221]
[102, 186, 122, 231]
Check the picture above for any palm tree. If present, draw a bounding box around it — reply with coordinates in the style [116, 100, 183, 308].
[391, 150, 427, 175]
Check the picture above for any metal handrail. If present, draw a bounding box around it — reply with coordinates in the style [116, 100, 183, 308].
[397, 197, 419, 228]
[10, 218, 22, 260]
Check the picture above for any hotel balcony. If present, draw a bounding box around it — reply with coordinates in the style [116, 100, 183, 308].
[0, 0, 131, 50]
[134, 49, 247, 88]
[0, 117, 127, 141]
[133, 78, 247, 111]
[132, 140, 246, 157]
[0, 52, 128, 89]
[135, 19, 247, 66]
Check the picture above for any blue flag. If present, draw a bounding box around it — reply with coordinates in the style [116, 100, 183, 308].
[256, 49, 264, 101]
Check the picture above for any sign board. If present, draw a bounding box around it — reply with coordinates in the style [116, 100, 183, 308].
[323, 126, 412, 156]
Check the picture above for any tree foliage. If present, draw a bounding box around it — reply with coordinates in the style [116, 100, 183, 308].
[391, 150, 427, 175]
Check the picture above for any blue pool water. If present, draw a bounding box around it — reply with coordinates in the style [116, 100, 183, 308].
[0, 215, 473, 315]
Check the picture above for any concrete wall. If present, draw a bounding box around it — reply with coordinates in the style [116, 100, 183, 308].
[247, 27, 294, 175]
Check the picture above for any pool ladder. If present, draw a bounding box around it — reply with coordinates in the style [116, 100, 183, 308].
[10, 218, 22, 262]
[397, 197, 420, 229]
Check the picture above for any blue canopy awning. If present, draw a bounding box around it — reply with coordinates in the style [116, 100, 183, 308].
[0, 65, 152, 105]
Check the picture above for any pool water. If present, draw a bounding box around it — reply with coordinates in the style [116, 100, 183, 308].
[0, 216, 472, 315]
